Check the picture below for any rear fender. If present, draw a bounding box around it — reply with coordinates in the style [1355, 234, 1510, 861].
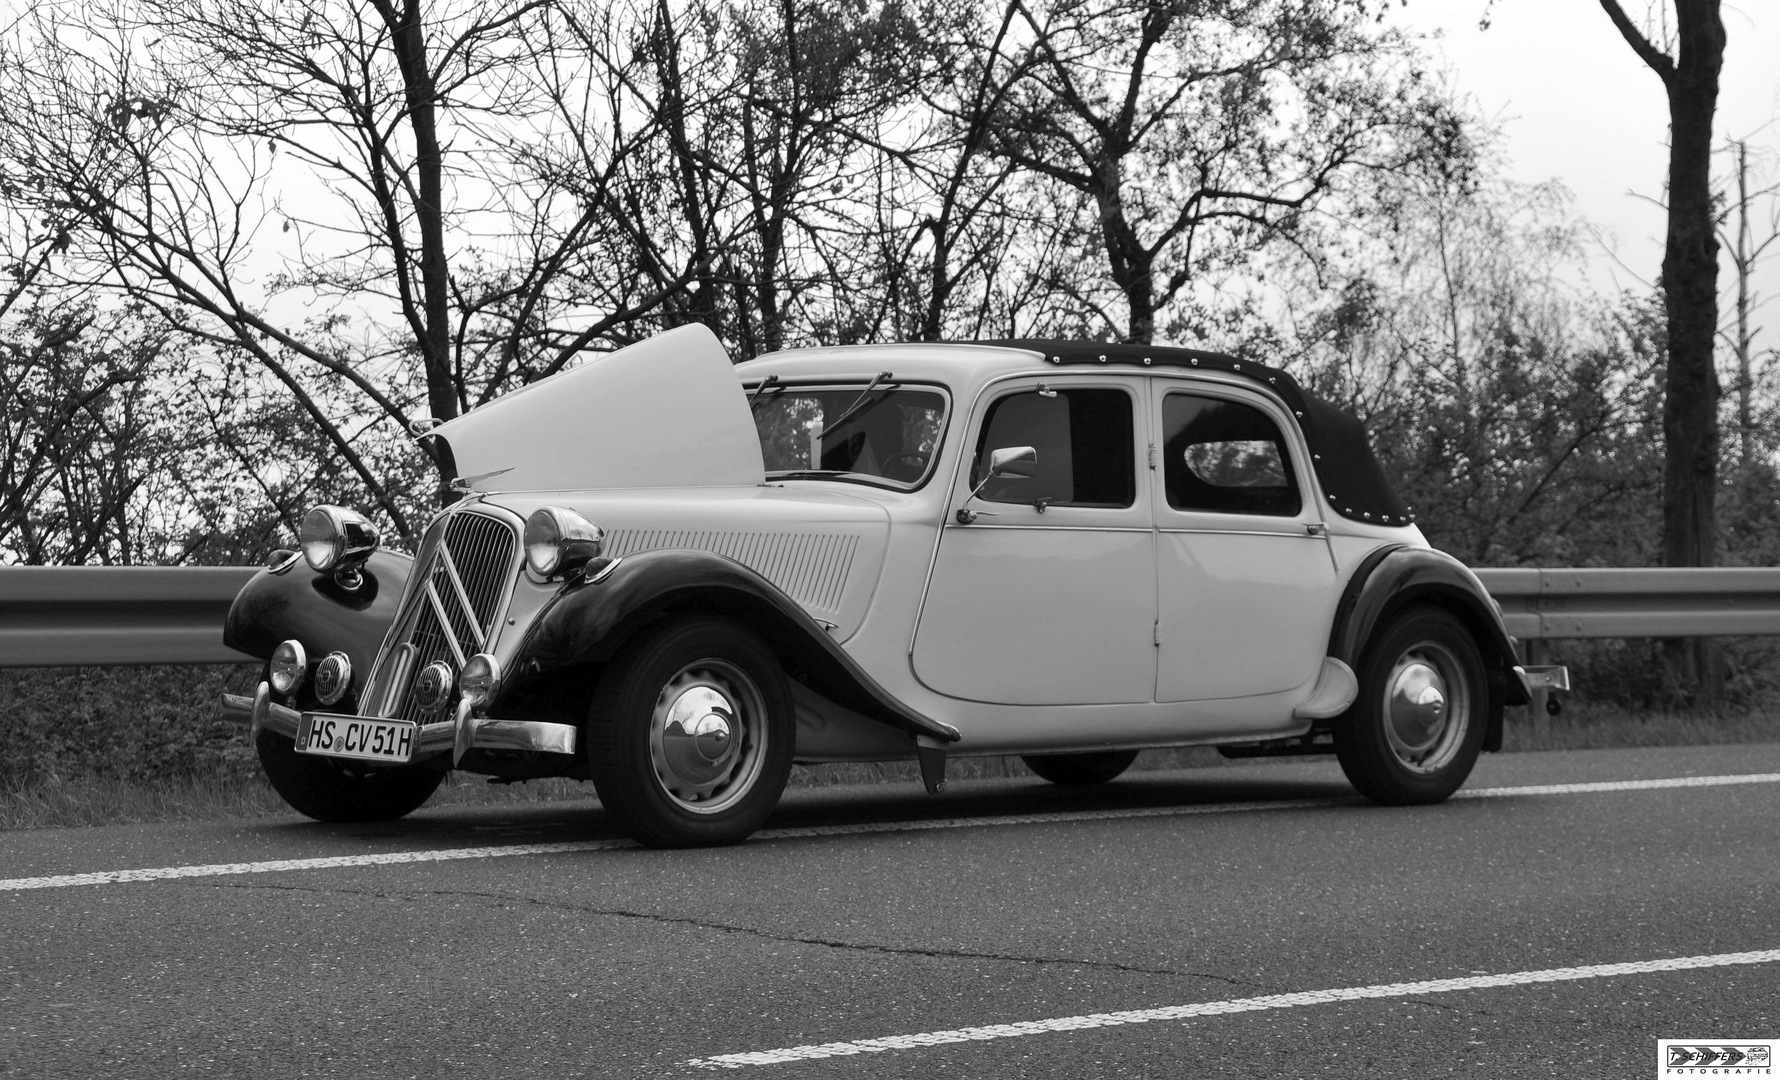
[507, 549, 959, 744]
[223, 549, 412, 706]
[1329, 546, 1528, 751]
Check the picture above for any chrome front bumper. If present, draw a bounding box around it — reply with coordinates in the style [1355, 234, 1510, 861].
[219, 682, 578, 763]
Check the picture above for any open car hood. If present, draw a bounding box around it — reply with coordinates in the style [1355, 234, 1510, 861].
[428, 325, 766, 492]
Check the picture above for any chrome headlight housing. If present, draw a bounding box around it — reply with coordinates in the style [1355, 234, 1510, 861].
[524, 507, 604, 579]
[300, 505, 380, 573]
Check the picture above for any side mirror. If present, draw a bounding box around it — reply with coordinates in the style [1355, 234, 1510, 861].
[986, 445, 1037, 480]
[958, 446, 1038, 524]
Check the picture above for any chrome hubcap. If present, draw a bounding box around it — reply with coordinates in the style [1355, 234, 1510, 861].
[1382, 642, 1468, 774]
[649, 661, 765, 814]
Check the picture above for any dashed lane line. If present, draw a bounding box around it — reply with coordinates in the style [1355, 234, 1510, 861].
[2, 771, 1777, 892]
[680, 947, 1780, 1068]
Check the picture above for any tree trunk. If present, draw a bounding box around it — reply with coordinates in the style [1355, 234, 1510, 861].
[1600, 0, 1725, 705]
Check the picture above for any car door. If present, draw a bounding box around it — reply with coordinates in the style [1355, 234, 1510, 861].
[1151, 381, 1338, 702]
[911, 376, 1156, 705]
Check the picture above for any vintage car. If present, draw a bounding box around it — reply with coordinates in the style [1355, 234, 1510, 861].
[219, 324, 1568, 846]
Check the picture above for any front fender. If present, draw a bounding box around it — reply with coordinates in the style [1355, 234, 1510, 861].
[1329, 546, 1530, 745]
[510, 549, 959, 744]
[222, 549, 413, 704]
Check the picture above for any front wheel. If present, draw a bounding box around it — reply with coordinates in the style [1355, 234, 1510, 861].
[1334, 605, 1487, 805]
[256, 730, 445, 823]
[1021, 750, 1139, 785]
[586, 617, 794, 848]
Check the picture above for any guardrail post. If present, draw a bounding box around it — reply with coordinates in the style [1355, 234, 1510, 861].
[1524, 638, 1551, 742]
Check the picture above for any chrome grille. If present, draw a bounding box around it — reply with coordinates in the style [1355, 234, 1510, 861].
[364, 509, 519, 722]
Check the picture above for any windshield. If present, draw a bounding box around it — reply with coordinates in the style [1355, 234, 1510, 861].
[751, 384, 948, 487]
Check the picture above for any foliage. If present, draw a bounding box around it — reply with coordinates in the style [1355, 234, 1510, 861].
[0, 665, 261, 789]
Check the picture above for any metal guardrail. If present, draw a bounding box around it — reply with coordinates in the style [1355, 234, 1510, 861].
[0, 566, 258, 667]
[2, 564, 1779, 668]
[1473, 567, 1780, 640]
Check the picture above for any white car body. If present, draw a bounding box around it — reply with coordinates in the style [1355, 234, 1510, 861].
[225, 326, 1556, 844]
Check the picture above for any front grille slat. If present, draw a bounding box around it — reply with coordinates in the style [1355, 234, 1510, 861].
[361, 509, 519, 722]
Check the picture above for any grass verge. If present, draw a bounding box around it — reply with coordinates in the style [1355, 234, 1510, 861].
[2, 701, 1774, 833]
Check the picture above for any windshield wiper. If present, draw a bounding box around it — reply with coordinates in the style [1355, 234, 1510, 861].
[748, 375, 783, 412]
[822, 372, 894, 432]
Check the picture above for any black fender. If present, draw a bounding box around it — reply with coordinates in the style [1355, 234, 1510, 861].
[222, 549, 412, 705]
[508, 549, 960, 744]
[1328, 545, 1529, 751]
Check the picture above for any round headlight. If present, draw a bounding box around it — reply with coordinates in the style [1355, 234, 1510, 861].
[300, 505, 380, 572]
[313, 651, 352, 707]
[460, 653, 502, 701]
[524, 507, 603, 578]
[269, 639, 308, 695]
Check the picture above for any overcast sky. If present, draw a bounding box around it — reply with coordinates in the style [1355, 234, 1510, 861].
[1388, 1, 1780, 328]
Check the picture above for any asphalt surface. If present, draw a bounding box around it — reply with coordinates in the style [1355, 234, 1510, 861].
[2, 743, 1777, 1079]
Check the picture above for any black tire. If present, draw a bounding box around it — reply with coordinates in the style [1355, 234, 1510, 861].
[256, 729, 445, 823]
[1021, 750, 1139, 786]
[586, 616, 794, 848]
[1334, 605, 1487, 805]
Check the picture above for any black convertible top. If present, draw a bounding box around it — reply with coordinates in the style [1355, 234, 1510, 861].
[980, 340, 1411, 526]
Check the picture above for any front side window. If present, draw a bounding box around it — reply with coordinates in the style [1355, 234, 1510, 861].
[1162, 393, 1300, 515]
[753, 384, 947, 486]
[972, 386, 1135, 508]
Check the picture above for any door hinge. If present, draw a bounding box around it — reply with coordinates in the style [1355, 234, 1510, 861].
[1147, 443, 1157, 470]
[1153, 620, 1160, 646]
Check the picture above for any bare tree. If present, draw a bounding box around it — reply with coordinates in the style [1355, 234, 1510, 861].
[1595, 0, 1726, 699]
[0, 0, 712, 530]
[974, 0, 1458, 344]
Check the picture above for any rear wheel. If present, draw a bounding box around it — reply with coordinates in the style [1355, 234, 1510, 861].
[586, 616, 793, 847]
[1021, 750, 1139, 786]
[256, 730, 444, 822]
[1334, 605, 1486, 805]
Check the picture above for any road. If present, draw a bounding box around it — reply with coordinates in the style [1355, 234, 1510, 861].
[2, 743, 1777, 1079]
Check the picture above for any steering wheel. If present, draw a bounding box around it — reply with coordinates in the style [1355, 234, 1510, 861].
[881, 451, 930, 482]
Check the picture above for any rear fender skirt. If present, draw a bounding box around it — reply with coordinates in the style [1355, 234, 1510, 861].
[222, 549, 412, 704]
[508, 549, 960, 744]
[1328, 545, 1529, 751]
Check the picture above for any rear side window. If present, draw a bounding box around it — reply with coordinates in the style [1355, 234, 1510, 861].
[972, 387, 1135, 508]
[1162, 394, 1300, 516]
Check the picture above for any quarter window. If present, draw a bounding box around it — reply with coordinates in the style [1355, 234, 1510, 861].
[1162, 394, 1301, 516]
[973, 387, 1135, 508]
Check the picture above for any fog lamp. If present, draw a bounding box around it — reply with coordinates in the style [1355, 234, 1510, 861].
[460, 653, 502, 702]
[269, 639, 308, 695]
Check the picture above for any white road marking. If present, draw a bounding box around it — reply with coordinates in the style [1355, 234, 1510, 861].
[2, 771, 1777, 893]
[0, 840, 631, 891]
[681, 948, 1780, 1069]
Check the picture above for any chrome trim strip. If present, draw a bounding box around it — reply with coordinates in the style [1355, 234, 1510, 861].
[377, 643, 418, 717]
[1157, 528, 1328, 539]
[424, 579, 471, 667]
[938, 524, 1156, 533]
[435, 541, 487, 651]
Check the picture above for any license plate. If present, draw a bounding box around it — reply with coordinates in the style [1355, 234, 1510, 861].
[296, 713, 417, 763]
